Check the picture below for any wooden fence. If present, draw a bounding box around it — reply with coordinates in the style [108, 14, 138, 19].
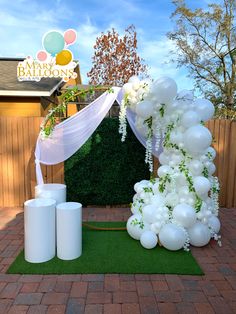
[0, 117, 235, 208]
[207, 119, 236, 208]
[0, 117, 64, 207]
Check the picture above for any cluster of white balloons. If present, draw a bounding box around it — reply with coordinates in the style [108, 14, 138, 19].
[124, 76, 221, 251]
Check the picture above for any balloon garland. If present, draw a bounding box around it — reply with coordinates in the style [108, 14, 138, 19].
[119, 76, 221, 251]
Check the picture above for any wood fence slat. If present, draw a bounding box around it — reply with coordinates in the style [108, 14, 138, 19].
[6, 118, 14, 206]
[1, 117, 8, 206]
[12, 117, 20, 206]
[0, 118, 3, 206]
[29, 117, 39, 198]
[218, 119, 226, 206]
[222, 120, 231, 207]
[17, 117, 25, 206]
[52, 163, 64, 184]
[226, 121, 236, 208]
[22, 117, 31, 201]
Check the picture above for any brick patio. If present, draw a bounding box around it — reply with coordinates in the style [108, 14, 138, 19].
[0, 207, 235, 314]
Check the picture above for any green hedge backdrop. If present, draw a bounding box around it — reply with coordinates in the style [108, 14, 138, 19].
[65, 118, 149, 205]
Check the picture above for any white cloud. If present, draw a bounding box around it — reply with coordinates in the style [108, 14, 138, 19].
[0, 0, 73, 57]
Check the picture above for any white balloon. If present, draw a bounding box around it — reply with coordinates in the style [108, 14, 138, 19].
[208, 216, 221, 233]
[150, 195, 165, 207]
[173, 203, 196, 228]
[178, 186, 189, 196]
[171, 154, 183, 165]
[143, 205, 158, 224]
[140, 231, 158, 249]
[128, 75, 140, 84]
[152, 182, 160, 194]
[159, 223, 187, 251]
[188, 160, 204, 176]
[193, 176, 211, 195]
[194, 99, 215, 121]
[126, 214, 149, 240]
[208, 163, 216, 175]
[140, 180, 150, 185]
[159, 152, 170, 165]
[165, 101, 178, 114]
[151, 77, 177, 104]
[123, 83, 133, 94]
[136, 100, 154, 119]
[181, 111, 201, 128]
[165, 192, 179, 207]
[136, 183, 147, 194]
[205, 147, 216, 160]
[134, 182, 141, 193]
[135, 117, 148, 137]
[175, 173, 187, 186]
[150, 222, 162, 234]
[185, 195, 196, 207]
[184, 125, 212, 154]
[132, 82, 141, 91]
[188, 222, 211, 247]
[157, 165, 172, 177]
[170, 131, 184, 145]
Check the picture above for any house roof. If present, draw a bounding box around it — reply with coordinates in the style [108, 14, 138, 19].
[0, 58, 63, 97]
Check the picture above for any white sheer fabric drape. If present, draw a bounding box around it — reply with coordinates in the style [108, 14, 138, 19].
[35, 87, 121, 184]
[35, 86, 162, 185]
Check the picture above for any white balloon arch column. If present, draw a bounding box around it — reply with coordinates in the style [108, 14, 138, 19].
[119, 76, 221, 251]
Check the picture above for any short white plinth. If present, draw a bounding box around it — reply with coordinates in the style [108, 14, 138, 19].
[24, 198, 56, 263]
[35, 183, 66, 205]
[56, 202, 82, 260]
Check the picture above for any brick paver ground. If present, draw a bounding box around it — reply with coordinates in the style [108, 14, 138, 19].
[0, 206, 235, 313]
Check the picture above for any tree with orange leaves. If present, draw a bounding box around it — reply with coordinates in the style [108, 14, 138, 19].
[87, 25, 149, 86]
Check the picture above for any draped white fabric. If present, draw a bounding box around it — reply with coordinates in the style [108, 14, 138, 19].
[35, 87, 121, 184]
[35, 86, 162, 185]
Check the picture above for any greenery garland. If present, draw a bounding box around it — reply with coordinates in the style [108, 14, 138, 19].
[40, 85, 114, 138]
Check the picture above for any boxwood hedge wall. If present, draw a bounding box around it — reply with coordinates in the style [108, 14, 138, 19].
[65, 117, 149, 205]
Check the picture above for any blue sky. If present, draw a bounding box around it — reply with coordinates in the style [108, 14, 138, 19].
[0, 0, 215, 91]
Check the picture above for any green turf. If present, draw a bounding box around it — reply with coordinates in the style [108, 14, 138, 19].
[7, 222, 203, 275]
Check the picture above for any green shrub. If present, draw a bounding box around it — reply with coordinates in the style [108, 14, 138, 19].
[65, 117, 149, 205]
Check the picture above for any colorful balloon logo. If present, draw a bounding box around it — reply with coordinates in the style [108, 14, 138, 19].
[43, 31, 65, 56]
[56, 50, 73, 66]
[64, 29, 77, 46]
[37, 29, 77, 67]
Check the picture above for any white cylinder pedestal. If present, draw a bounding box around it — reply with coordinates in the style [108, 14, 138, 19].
[35, 184, 66, 205]
[24, 198, 56, 263]
[56, 202, 82, 260]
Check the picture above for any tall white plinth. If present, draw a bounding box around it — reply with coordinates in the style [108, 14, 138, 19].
[24, 198, 56, 263]
[56, 202, 82, 260]
[35, 184, 66, 205]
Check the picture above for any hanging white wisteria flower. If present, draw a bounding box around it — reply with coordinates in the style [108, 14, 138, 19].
[118, 99, 128, 142]
[121, 76, 221, 252]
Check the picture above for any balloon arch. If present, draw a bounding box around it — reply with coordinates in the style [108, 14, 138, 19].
[35, 76, 221, 252]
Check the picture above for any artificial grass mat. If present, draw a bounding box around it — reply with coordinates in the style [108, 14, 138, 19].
[7, 222, 203, 275]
